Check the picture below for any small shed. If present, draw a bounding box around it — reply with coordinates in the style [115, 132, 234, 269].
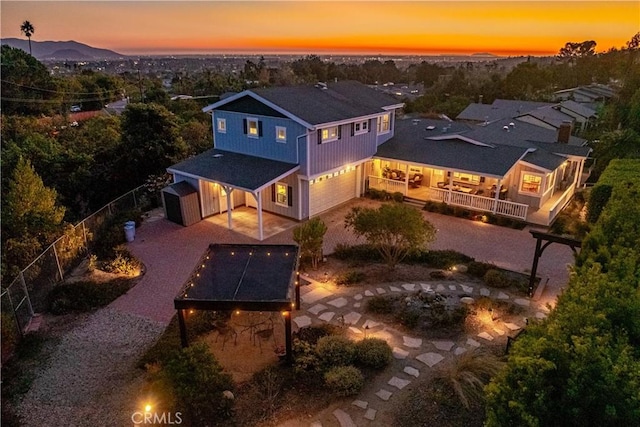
[162, 181, 201, 226]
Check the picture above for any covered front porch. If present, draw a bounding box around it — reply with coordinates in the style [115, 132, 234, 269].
[366, 159, 529, 220]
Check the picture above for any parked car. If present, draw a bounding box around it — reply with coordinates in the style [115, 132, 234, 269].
[70, 105, 81, 112]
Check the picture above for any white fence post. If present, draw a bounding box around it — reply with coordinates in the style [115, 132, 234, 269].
[52, 244, 65, 282]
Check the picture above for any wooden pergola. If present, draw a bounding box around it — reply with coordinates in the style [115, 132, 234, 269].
[174, 244, 300, 362]
[528, 230, 581, 296]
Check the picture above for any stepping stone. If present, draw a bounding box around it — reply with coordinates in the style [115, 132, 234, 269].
[403, 336, 422, 348]
[436, 284, 446, 292]
[389, 286, 402, 292]
[466, 338, 481, 347]
[497, 292, 510, 300]
[480, 288, 491, 296]
[308, 304, 327, 315]
[416, 352, 444, 367]
[388, 376, 411, 390]
[332, 409, 356, 427]
[431, 340, 455, 351]
[454, 347, 467, 355]
[514, 298, 531, 307]
[376, 287, 386, 294]
[293, 315, 312, 328]
[404, 366, 420, 377]
[392, 347, 409, 359]
[536, 312, 547, 319]
[449, 284, 457, 291]
[375, 389, 393, 401]
[460, 297, 475, 305]
[364, 290, 375, 297]
[364, 408, 377, 421]
[352, 400, 368, 409]
[460, 285, 473, 293]
[362, 319, 381, 329]
[302, 287, 332, 304]
[419, 283, 432, 292]
[374, 330, 394, 342]
[348, 327, 362, 335]
[343, 311, 362, 325]
[402, 283, 416, 291]
[328, 297, 348, 308]
[310, 422, 322, 427]
[354, 294, 363, 301]
[493, 328, 506, 336]
[478, 332, 494, 341]
[353, 303, 361, 308]
[318, 311, 335, 322]
[503, 322, 521, 331]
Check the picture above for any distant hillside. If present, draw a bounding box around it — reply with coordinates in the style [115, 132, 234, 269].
[0, 38, 126, 60]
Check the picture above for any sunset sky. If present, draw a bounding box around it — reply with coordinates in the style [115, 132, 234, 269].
[1, 1, 638, 56]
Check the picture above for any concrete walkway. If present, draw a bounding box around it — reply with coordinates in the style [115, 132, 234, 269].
[111, 199, 573, 324]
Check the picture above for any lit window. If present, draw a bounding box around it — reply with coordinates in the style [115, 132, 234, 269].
[453, 172, 480, 185]
[276, 183, 288, 206]
[276, 126, 286, 142]
[377, 114, 390, 134]
[354, 120, 369, 135]
[520, 173, 543, 194]
[247, 118, 259, 137]
[217, 118, 226, 133]
[321, 126, 339, 142]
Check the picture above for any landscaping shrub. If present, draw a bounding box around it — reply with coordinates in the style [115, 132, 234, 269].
[333, 243, 383, 262]
[416, 250, 473, 269]
[483, 269, 510, 288]
[392, 191, 405, 203]
[323, 365, 364, 396]
[354, 338, 392, 369]
[48, 278, 133, 314]
[430, 270, 447, 279]
[365, 188, 393, 201]
[316, 335, 356, 369]
[91, 209, 142, 260]
[336, 270, 366, 286]
[292, 324, 339, 346]
[163, 342, 234, 425]
[1, 312, 19, 362]
[365, 295, 395, 314]
[586, 184, 612, 223]
[467, 261, 497, 278]
[101, 246, 141, 275]
[292, 338, 320, 374]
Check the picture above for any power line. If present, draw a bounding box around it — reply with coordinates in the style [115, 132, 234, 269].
[1, 79, 120, 96]
[1, 96, 110, 104]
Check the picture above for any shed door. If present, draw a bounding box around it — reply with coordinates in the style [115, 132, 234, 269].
[199, 181, 218, 217]
[309, 169, 356, 216]
[163, 192, 183, 225]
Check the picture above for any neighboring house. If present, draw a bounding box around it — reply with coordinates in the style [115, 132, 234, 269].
[552, 83, 614, 103]
[368, 117, 591, 225]
[167, 81, 402, 239]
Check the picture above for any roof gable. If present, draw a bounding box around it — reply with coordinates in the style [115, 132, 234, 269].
[216, 95, 287, 118]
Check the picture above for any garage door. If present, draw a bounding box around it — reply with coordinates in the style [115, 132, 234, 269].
[309, 169, 356, 216]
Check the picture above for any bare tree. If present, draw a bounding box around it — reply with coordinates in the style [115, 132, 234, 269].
[20, 20, 35, 55]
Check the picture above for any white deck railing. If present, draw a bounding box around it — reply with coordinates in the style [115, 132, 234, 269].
[428, 188, 529, 220]
[547, 186, 575, 224]
[368, 176, 407, 195]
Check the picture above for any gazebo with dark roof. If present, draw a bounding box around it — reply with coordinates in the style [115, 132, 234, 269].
[174, 244, 301, 361]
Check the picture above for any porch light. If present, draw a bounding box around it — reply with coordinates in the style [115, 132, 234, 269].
[144, 404, 152, 413]
[281, 311, 289, 316]
[235, 310, 240, 315]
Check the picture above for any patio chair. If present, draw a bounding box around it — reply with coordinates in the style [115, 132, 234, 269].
[214, 320, 238, 350]
[254, 317, 276, 353]
[409, 174, 423, 188]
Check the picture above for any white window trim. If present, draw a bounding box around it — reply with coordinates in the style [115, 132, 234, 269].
[354, 120, 369, 135]
[276, 126, 287, 143]
[377, 113, 391, 135]
[216, 118, 226, 133]
[321, 126, 339, 143]
[275, 182, 288, 207]
[518, 171, 544, 196]
[247, 117, 259, 139]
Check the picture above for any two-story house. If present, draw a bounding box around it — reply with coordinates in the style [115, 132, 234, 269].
[166, 81, 402, 240]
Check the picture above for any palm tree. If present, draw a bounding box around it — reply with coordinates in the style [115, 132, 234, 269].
[20, 20, 35, 55]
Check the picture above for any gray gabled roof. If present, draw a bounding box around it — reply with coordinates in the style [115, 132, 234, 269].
[464, 118, 587, 148]
[521, 150, 566, 172]
[376, 119, 529, 177]
[559, 100, 597, 118]
[456, 99, 554, 122]
[163, 181, 197, 197]
[167, 149, 299, 192]
[516, 105, 575, 128]
[203, 81, 401, 128]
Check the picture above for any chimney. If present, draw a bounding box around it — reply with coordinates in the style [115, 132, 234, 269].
[478, 94, 483, 104]
[557, 120, 572, 144]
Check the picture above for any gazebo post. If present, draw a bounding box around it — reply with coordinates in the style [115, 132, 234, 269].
[177, 309, 188, 348]
[295, 276, 301, 310]
[284, 311, 293, 364]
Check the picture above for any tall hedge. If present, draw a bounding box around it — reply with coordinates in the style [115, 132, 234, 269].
[485, 160, 640, 426]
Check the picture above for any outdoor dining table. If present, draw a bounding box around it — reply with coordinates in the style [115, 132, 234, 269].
[444, 184, 474, 193]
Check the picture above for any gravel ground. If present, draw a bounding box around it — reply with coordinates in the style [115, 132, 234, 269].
[17, 308, 164, 426]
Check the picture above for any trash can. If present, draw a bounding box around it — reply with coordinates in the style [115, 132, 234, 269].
[125, 221, 136, 238]
[124, 223, 135, 242]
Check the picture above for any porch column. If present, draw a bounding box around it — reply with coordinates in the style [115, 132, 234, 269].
[355, 165, 362, 197]
[575, 160, 585, 187]
[492, 178, 502, 214]
[223, 186, 234, 230]
[177, 309, 188, 348]
[256, 190, 264, 241]
[447, 170, 454, 203]
[284, 311, 293, 364]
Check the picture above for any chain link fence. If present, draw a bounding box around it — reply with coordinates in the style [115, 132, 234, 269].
[1, 185, 161, 338]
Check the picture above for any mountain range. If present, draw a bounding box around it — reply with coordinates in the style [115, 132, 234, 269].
[0, 38, 126, 60]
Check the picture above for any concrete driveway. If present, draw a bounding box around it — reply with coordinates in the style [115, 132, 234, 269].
[111, 199, 574, 324]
